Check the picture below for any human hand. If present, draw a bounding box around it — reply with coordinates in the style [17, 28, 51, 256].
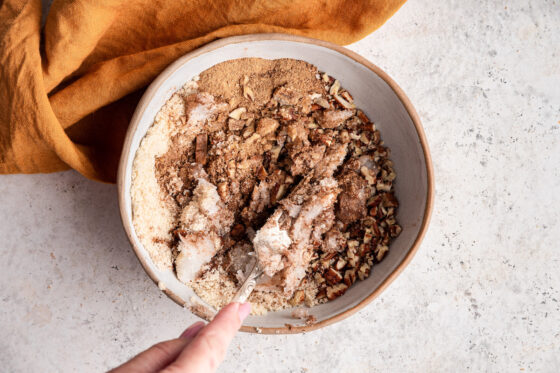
[109, 302, 251, 373]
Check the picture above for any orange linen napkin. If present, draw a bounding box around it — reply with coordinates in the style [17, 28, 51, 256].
[0, 0, 405, 182]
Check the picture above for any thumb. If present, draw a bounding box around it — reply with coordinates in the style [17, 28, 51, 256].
[161, 302, 251, 373]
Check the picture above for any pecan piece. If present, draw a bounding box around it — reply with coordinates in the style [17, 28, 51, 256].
[195, 133, 208, 165]
[324, 268, 343, 285]
[316, 288, 327, 300]
[382, 192, 399, 208]
[389, 224, 402, 238]
[367, 195, 382, 208]
[357, 110, 370, 124]
[257, 166, 268, 181]
[340, 91, 354, 103]
[376, 245, 389, 261]
[357, 263, 371, 281]
[257, 117, 279, 137]
[289, 290, 305, 306]
[335, 258, 347, 270]
[228, 107, 246, 120]
[326, 283, 348, 300]
[243, 85, 255, 101]
[329, 79, 341, 95]
[333, 94, 355, 109]
[343, 269, 357, 286]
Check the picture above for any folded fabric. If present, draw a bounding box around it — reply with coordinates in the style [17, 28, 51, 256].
[0, 0, 405, 182]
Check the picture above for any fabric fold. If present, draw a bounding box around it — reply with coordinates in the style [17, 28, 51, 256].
[0, 0, 406, 182]
[43, 0, 122, 92]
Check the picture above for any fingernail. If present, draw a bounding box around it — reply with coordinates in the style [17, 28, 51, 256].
[180, 321, 205, 339]
[238, 302, 251, 322]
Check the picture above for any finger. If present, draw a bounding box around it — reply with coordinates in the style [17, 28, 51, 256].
[109, 322, 205, 373]
[180, 321, 206, 339]
[108, 338, 188, 373]
[162, 302, 251, 373]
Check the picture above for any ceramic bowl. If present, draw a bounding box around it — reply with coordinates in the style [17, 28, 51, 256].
[117, 34, 434, 334]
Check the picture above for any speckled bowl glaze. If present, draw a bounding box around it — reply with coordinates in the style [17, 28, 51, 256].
[117, 34, 434, 334]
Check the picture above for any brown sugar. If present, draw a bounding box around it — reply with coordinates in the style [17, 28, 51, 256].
[196, 58, 324, 113]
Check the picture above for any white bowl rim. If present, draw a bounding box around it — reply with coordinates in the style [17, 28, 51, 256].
[117, 33, 434, 334]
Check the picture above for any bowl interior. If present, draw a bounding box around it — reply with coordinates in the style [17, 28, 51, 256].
[119, 36, 430, 332]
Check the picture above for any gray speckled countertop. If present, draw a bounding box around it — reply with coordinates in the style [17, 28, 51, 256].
[1, 1, 559, 372]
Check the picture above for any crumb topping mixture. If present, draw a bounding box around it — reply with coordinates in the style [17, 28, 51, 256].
[131, 58, 401, 314]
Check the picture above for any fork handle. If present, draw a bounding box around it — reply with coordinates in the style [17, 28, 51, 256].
[231, 260, 262, 304]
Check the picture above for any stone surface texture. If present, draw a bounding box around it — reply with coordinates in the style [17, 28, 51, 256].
[1, 1, 559, 372]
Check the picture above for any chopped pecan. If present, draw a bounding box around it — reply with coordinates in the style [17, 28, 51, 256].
[335, 258, 347, 270]
[316, 288, 327, 300]
[324, 268, 343, 285]
[343, 269, 357, 286]
[326, 283, 348, 300]
[217, 182, 228, 201]
[340, 91, 354, 103]
[389, 224, 402, 238]
[329, 80, 341, 95]
[381, 192, 399, 208]
[257, 166, 268, 181]
[289, 290, 305, 306]
[311, 103, 322, 111]
[314, 272, 325, 285]
[228, 107, 246, 120]
[195, 133, 208, 165]
[243, 86, 255, 101]
[257, 117, 279, 137]
[357, 262, 370, 280]
[376, 245, 389, 261]
[333, 94, 355, 109]
[357, 110, 370, 124]
[228, 118, 245, 131]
